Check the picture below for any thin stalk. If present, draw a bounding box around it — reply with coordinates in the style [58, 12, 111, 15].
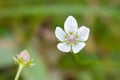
[14, 64, 24, 80]
[70, 52, 81, 66]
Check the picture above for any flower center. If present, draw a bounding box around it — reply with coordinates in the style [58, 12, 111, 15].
[67, 35, 76, 43]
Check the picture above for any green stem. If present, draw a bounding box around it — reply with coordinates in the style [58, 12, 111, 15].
[14, 64, 24, 80]
[70, 52, 81, 66]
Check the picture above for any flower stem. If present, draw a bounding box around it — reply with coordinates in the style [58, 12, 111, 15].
[14, 64, 24, 80]
[70, 52, 81, 66]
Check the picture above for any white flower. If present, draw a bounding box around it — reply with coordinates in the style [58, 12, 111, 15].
[55, 16, 90, 53]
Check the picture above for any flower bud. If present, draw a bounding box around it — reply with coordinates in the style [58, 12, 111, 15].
[13, 50, 34, 66]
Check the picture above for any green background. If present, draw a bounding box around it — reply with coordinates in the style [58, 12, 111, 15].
[0, 0, 120, 80]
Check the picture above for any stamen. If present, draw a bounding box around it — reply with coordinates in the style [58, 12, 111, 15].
[67, 35, 76, 43]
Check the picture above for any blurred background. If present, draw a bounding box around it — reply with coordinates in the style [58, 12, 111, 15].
[0, 0, 120, 80]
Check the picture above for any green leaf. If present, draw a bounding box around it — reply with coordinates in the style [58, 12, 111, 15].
[22, 46, 48, 80]
[0, 5, 119, 20]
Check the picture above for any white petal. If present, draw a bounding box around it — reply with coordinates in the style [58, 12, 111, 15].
[55, 27, 66, 41]
[72, 42, 86, 53]
[57, 42, 71, 52]
[77, 26, 90, 41]
[64, 16, 78, 34]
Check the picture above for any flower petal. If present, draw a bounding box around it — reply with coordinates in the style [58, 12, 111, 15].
[55, 27, 66, 42]
[19, 50, 30, 62]
[72, 42, 86, 53]
[77, 26, 90, 41]
[64, 16, 78, 34]
[57, 42, 71, 52]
